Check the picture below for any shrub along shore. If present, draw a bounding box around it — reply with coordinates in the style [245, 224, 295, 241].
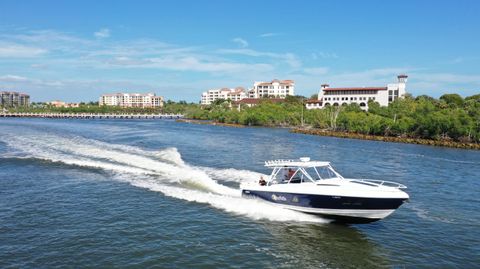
[290, 128, 480, 150]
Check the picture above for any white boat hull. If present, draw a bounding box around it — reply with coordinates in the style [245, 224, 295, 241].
[241, 185, 408, 223]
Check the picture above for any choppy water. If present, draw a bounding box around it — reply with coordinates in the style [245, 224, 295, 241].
[0, 118, 479, 268]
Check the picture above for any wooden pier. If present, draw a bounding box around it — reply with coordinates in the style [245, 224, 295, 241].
[0, 112, 184, 119]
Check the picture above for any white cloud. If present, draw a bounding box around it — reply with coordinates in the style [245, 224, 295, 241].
[30, 63, 49, 69]
[0, 74, 65, 89]
[318, 68, 412, 87]
[218, 48, 301, 68]
[283, 53, 301, 69]
[452, 57, 463, 64]
[94, 28, 110, 38]
[0, 44, 47, 57]
[104, 55, 274, 73]
[414, 73, 480, 84]
[232, 37, 248, 48]
[304, 67, 329, 75]
[259, 33, 282, 38]
[311, 52, 339, 60]
[0, 74, 29, 82]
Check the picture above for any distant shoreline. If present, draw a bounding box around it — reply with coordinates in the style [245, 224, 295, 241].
[177, 118, 480, 150]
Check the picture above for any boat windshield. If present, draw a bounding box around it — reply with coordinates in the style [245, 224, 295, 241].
[268, 165, 341, 185]
[269, 167, 312, 184]
[312, 166, 341, 180]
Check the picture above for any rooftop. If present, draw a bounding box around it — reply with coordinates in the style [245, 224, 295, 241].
[102, 93, 156, 97]
[0, 91, 30, 96]
[256, 79, 295, 86]
[323, 87, 387, 91]
[234, 98, 285, 105]
[305, 99, 322, 104]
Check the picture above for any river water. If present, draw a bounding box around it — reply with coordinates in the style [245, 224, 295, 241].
[0, 118, 479, 268]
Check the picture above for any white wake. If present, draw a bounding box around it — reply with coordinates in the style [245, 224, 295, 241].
[0, 132, 327, 223]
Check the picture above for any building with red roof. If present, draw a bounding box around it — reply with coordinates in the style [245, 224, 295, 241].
[306, 75, 408, 110]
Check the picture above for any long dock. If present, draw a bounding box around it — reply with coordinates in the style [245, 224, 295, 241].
[0, 112, 184, 119]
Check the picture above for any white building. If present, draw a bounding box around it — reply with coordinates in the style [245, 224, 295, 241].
[248, 79, 295, 98]
[201, 87, 247, 105]
[99, 93, 164, 108]
[306, 75, 408, 110]
[233, 98, 285, 110]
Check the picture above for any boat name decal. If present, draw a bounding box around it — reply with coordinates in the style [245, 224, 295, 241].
[271, 194, 287, 201]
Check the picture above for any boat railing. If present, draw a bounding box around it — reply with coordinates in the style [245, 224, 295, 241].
[349, 179, 407, 189]
[265, 159, 296, 166]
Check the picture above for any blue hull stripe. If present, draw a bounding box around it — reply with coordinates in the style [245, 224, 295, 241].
[242, 190, 406, 210]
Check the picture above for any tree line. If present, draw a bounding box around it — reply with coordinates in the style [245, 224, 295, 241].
[6, 93, 479, 143]
[186, 94, 480, 143]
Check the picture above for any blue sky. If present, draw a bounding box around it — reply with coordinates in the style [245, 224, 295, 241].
[0, 0, 479, 102]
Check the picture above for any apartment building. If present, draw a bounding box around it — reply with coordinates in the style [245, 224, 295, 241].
[248, 79, 295, 99]
[0, 91, 30, 107]
[99, 93, 164, 108]
[201, 87, 247, 105]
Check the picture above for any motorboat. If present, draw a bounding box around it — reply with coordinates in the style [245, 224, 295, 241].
[240, 157, 409, 223]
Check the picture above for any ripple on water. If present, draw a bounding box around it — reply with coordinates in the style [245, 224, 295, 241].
[1, 118, 479, 268]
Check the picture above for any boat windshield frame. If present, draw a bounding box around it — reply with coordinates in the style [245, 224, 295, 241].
[266, 161, 344, 186]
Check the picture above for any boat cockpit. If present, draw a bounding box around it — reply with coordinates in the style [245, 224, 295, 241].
[264, 158, 343, 186]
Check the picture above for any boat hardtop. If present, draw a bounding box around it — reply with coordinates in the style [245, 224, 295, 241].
[265, 158, 331, 168]
[259, 157, 407, 189]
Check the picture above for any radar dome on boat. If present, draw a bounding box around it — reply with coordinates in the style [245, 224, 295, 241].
[300, 157, 310, 162]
